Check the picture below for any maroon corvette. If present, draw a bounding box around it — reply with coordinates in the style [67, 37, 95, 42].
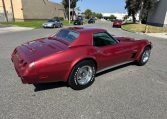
[113, 20, 123, 28]
[11, 27, 152, 90]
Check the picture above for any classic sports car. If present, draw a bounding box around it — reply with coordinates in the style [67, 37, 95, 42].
[43, 19, 63, 28]
[113, 20, 123, 28]
[11, 27, 152, 90]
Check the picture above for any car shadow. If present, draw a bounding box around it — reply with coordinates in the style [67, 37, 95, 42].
[33, 82, 68, 92]
[33, 62, 134, 92]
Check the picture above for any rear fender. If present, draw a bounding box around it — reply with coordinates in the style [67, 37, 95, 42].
[64, 56, 97, 82]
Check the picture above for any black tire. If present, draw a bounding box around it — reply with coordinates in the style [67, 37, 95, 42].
[68, 60, 96, 90]
[136, 47, 151, 66]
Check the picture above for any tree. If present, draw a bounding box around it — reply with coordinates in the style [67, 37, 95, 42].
[95, 13, 103, 19]
[92, 12, 96, 17]
[125, 0, 140, 23]
[139, 0, 158, 23]
[125, 0, 159, 23]
[123, 15, 129, 20]
[84, 9, 92, 19]
[109, 15, 116, 21]
[62, 0, 80, 20]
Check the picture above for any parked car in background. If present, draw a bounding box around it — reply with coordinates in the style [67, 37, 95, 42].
[43, 19, 63, 28]
[113, 20, 123, 28]
[11, 27, 152, 90]
[88, 18, 95, 24]
[74, 19, 84, 25]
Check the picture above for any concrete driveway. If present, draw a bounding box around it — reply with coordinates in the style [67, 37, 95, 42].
[0, 21, 167, 119]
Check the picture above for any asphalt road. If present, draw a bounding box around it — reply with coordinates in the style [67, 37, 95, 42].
[0, 21, 167, 119]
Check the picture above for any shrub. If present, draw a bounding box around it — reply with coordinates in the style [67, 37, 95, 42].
[53, 17, 64, 21]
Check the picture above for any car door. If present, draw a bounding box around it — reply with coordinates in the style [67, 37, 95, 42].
[93, 32, 133, 70]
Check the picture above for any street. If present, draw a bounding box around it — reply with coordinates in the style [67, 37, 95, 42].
[0, 21, 167, 119]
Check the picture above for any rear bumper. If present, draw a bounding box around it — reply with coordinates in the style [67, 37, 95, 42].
[113, 24, 122, 27]
[11, 48, 37, 84]
[43, 25, 54, 28]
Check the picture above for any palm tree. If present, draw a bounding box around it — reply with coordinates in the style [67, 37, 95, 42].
[125, 0, 140, 23]
[62, 0, 80, 20]
[125, 0, 159, 23]
[139, 0, 158, 23]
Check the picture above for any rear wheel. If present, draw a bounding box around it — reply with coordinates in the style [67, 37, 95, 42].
[136, 47, 151, 66]
[68, 60, 96, 90]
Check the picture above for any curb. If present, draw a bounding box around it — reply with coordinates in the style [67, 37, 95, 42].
[121, 27, 146, 35]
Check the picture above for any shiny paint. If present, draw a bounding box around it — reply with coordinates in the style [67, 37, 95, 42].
[11, 27, 152, 84]
[113, 20, 123, 28]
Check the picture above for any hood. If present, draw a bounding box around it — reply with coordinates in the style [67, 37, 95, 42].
[43, 22, 54, 25]
[115, 37, 135, 42]
[18, 37, 69, 61]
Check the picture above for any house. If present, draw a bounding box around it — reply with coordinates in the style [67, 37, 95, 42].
[101, 13, 134, 20]
[0, 0, 65, 22]
[147, 0, 167, 27]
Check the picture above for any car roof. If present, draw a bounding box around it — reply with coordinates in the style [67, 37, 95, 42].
[62, 27, 107, 47]
[65, 27, 106, 33]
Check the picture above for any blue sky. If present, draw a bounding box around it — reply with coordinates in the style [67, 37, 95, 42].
[49, 0, 126, 13]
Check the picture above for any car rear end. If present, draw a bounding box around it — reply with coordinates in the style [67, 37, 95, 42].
[11, 46, 37, 84]
[113, 20, 123, 28]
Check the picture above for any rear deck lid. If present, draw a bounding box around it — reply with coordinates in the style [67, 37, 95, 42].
[19, 37, 69, 61]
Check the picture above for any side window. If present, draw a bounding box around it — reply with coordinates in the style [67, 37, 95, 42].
[93, 32, 118, 47]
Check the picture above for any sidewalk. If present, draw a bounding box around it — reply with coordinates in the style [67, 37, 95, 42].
[0, 26, 33, 34]
[145, 33, 167, 39]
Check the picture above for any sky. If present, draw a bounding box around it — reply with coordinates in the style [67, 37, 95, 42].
[49, 0, 126, 13]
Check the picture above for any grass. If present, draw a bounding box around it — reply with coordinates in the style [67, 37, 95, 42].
[0, 20, 74, 28]
[122, 23, 167, 33]
[63, 20, 74, 26]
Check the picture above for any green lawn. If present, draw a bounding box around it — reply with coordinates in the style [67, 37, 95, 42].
[122, 23, 167, 33]
[0, 20, 74, 28]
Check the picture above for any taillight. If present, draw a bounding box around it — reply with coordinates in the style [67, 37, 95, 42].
[19, 60, 27, 68]
[22, 62, 27, 67]
[13, 48, 17, 55]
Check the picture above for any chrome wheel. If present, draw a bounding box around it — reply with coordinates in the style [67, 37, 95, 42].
[142, 49, 150, 63]
[76, 66, 93, 85]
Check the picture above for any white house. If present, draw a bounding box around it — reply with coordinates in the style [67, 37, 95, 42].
[101, 12, 139, 21]
[101, 13, 127, 20]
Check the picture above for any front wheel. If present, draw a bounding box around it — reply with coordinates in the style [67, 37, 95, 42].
[136, 47, 151, 66]
[68, 60, 96, 90]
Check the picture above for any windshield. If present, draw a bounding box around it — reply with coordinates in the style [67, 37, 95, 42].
[54, 29, 80, 43]
[48, 20, 55, 22]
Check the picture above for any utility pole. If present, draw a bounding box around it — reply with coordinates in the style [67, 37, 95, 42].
[10, 0, 15, 22]
[2, 0, 8, 22]
[69, 0, 70, 24]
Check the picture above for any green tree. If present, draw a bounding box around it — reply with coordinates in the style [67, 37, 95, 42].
[84, 9, 92, 19]
[109, 15, 117, 21]
[62, 0, 80, 20]
[125, 0, 140, 23]
[125, 0, 159, 23]
[92, 12, 96, 18]
[139, 0, 158, 23]
[96, 13, 103, 19]
[123, 15, 129, 20]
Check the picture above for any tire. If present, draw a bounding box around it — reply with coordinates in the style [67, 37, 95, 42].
[68, 60, 96, 90]
[136, 47, 151, 66]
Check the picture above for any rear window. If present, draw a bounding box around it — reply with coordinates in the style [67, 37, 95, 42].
[55, 29, 80, 42]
